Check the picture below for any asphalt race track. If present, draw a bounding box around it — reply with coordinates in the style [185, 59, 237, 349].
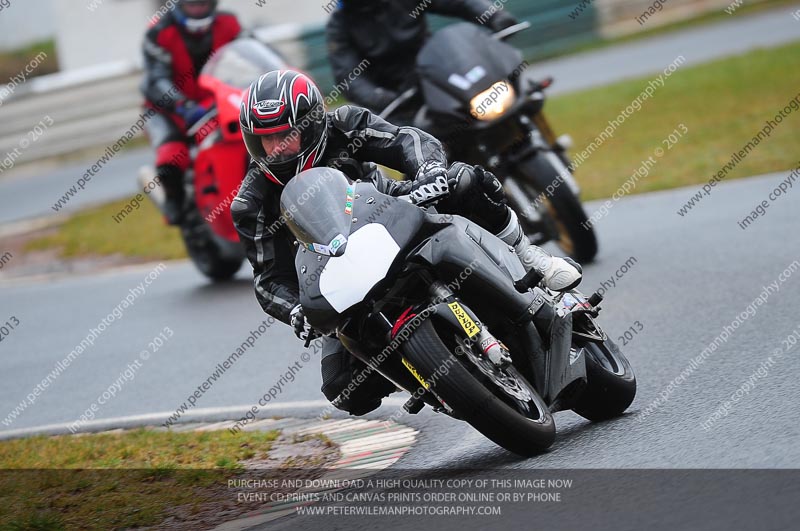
[2, 170, 798, 528]
[0, 149, 149, 225]
[3, 169, 799, 457]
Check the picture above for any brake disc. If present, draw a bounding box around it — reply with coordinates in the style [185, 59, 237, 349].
[455, 337, 533, 403]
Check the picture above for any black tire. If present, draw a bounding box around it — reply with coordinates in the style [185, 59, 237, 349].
[403, 319, 555, 456]
[190, 247, 243, 281]
[573, 339, 636, 421]
[180, 209, 243, 281]
[513, 155, 598, 263]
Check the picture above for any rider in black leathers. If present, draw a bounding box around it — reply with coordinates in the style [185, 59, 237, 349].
[326, 0, 518, 113]
[232, 70, 579, 416]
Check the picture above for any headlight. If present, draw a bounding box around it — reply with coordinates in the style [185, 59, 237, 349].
[470, 81, 516, 121]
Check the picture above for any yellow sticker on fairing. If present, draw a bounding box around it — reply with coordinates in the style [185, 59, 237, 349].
[401, 357, 429, 389]
[448, 302, 480, 338]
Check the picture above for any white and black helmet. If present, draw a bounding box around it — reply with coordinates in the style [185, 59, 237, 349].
[240, 70, 328, 185]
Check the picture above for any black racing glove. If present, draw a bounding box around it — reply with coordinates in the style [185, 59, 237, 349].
[472, 165, 506, 208]
[290, 304, 321, 343]
[487, 10, 519, 33]
[409, 161, 451, 206]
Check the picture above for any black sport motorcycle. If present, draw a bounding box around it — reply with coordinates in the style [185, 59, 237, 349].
[380, 22, 598, 263]
[283, 168, 635, 456]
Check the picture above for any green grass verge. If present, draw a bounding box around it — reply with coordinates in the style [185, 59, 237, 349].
[0, 428, 281, 529]
[0, 428, 279, 469]
[0, 40, 59, 82]
[546, 40, 800, 200]
[26, 197, 188, 261]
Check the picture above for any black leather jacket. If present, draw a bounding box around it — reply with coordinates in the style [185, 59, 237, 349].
[231, 105, 447, 325]
[326, 0, 506, 110]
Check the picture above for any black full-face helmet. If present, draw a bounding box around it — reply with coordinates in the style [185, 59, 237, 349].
[240, 70, 328, 185]
[175, 0, 218, 34]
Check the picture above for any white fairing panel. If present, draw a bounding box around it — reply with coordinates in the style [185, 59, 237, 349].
[319, 223, 401, 313]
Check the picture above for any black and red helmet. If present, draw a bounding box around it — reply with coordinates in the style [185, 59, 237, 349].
[240, 70, 328, 185]
[175, 0, 218, 34]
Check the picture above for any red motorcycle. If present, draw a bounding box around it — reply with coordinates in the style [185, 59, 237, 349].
[139, 38, 286, 280]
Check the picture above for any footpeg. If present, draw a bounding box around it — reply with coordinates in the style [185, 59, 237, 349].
[588, 291, 603, 311]
[514, 268, 543, 293]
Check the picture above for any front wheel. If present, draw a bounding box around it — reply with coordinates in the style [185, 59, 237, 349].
[180, 208, 243, 281]
[139, 167, 244, 281]
[509, 154, 598, 263]
[403, 319, 555, 456]
[572, 339, 636, 421]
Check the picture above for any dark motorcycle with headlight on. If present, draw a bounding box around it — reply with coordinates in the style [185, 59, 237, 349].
[283, 168, 635, 456]
[380, 22, 598, 263]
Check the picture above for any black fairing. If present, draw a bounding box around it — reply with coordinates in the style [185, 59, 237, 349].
[400, 214, 586, 406]
[417, 23, 523, 118]
[291, 184, 587, 408]
[409, 215, 543, 324]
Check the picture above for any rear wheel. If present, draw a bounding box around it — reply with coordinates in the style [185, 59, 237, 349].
[572, 339, 636, 421]
[403, 319, 555, 456]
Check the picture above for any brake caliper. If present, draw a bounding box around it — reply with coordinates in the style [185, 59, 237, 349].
[477, 331, 513, 368]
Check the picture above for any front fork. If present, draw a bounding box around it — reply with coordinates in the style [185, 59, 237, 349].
[492, 111, 574, 183]
[427, 281, 512, 368]
[390, 280, 516, 416]
[530, 111, 574, 168]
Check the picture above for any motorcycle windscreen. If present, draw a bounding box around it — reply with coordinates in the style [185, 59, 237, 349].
[417, 23, 523, 109]
[280, 168, 354, 257]
[201, 38, 286, 89]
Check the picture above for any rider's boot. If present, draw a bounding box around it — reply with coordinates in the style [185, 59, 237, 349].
[495, 210, 582, 291]
[158, 165, 186, 226]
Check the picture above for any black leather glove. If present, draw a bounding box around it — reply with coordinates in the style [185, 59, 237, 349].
[473, 165, 507, 208]
[410, 161, 451, 206]
[290, 304, 321, 343]
[487, 10, 518, 33]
